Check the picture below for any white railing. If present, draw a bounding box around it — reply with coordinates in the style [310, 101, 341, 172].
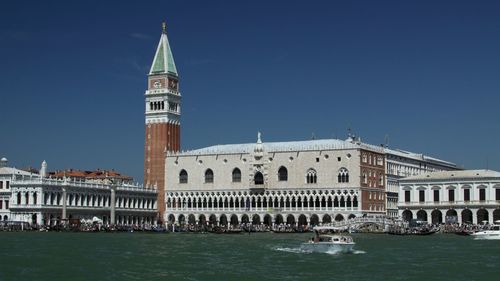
[12, 175, 154, 193]
[399, 200, 499, 207]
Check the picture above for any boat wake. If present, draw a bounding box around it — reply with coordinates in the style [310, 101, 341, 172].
[352, 250, 366, 255]
[273, 247, 366, 255]
[273, 247, 309, 254]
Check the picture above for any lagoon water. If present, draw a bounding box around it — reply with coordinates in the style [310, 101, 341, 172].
[0, 232, 498, 281]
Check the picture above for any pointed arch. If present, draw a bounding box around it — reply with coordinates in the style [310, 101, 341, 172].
[306, 169, 317, 184]
[204, 169, 214, 183]
[254, 171, 264, 185]
[278, 166, 288, 181]
[338, 168, 349, 183]
[232, 168, 241, 183]
[179, 169, 188, 184]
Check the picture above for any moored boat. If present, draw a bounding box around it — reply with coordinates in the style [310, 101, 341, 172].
[471, 225, 500, 240]
[454, 229, 474, 236]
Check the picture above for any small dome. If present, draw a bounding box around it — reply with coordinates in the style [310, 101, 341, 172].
[1, 157, 7, 162]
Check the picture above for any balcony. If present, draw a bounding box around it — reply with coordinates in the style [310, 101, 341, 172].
[249, 186, 266, 194]
[399, 200, 499, 208]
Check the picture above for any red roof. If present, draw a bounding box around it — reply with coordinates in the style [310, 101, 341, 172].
[48, 168, 133, 181]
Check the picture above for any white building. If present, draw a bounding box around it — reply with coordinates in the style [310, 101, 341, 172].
[349, 140, 460, 218]
[383, 148, 459, 218]
[164, 134, 387, 227]
[1, 158, 158, 226]
[0, 157, 33, 221]
[398, 170, 500, 224]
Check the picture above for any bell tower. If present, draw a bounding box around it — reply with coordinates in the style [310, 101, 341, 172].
[144, 22, 181, 222]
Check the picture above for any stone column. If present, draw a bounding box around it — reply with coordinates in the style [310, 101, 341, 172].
[110, 186, 116, 225]
[62, 188, 67, 220]
[471, 209, 478, 225]
[457, 209, 462, 225]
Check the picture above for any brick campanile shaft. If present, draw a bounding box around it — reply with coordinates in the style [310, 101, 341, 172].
[144, 22, 181, 223]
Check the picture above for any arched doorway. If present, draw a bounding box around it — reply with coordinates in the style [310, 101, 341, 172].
[402, 210, 413, 222]
[310, 214, 320, 226]
[477, 209, 489, 224]
[431, 210, 442, 224]
[461, 209, 472, 224]
[168, 214, 175, 223]
[263, 214, 272, 226]
[275, 214, 284, 225]
[417, 210, 427, 221]
[322, 214, 332, 224]
[188, 214, 196, 224]
[209, 214, 217, 226]
[252, 214, 261, 225]
[445, 209, 457, 224]
[286, 214, 295, 225]
[298, 214, 307, 226]
[241, 214, 249, 224]
[198, 214, 206, 225]
[493, 209, 500, 223]
[219, 214, 228, 226]
[334, 214, 344, 222]
[178, 214, 186, 225]
[230, 214, 239, 226]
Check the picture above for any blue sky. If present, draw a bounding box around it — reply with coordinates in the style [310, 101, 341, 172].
[1, 0, 499, 182]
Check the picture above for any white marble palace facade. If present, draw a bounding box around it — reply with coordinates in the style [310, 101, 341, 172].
[10, 175, 158, 226]
[0, 158, 32, 221]
[398, 170, 500, 224]
[164, 134, 389, 227]
[1, 159, 158, 226]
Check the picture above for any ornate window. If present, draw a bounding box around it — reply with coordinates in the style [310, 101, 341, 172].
[278, 166, 288, 181]
[254, 172, 264, 185]
[377, 156, 383, 166]
[338, 168, 349, 183]
[205, 169, 214, 183]
[179, 169, 188, 184]
[306, 169, 317, 184]
[232, 168, 241, 183]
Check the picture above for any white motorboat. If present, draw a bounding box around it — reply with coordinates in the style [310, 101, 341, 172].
[301, 226, 355, 253]
[471, 225, 500, 240]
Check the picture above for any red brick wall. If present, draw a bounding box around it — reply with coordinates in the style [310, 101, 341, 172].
[359, 149, 386, 213]
[144, 122, 180, 222]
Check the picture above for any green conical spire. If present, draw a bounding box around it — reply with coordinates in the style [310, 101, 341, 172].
[149, 22, 178, 76]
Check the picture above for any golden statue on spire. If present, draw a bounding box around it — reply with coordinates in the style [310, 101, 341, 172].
[162, 22, 167, 34]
